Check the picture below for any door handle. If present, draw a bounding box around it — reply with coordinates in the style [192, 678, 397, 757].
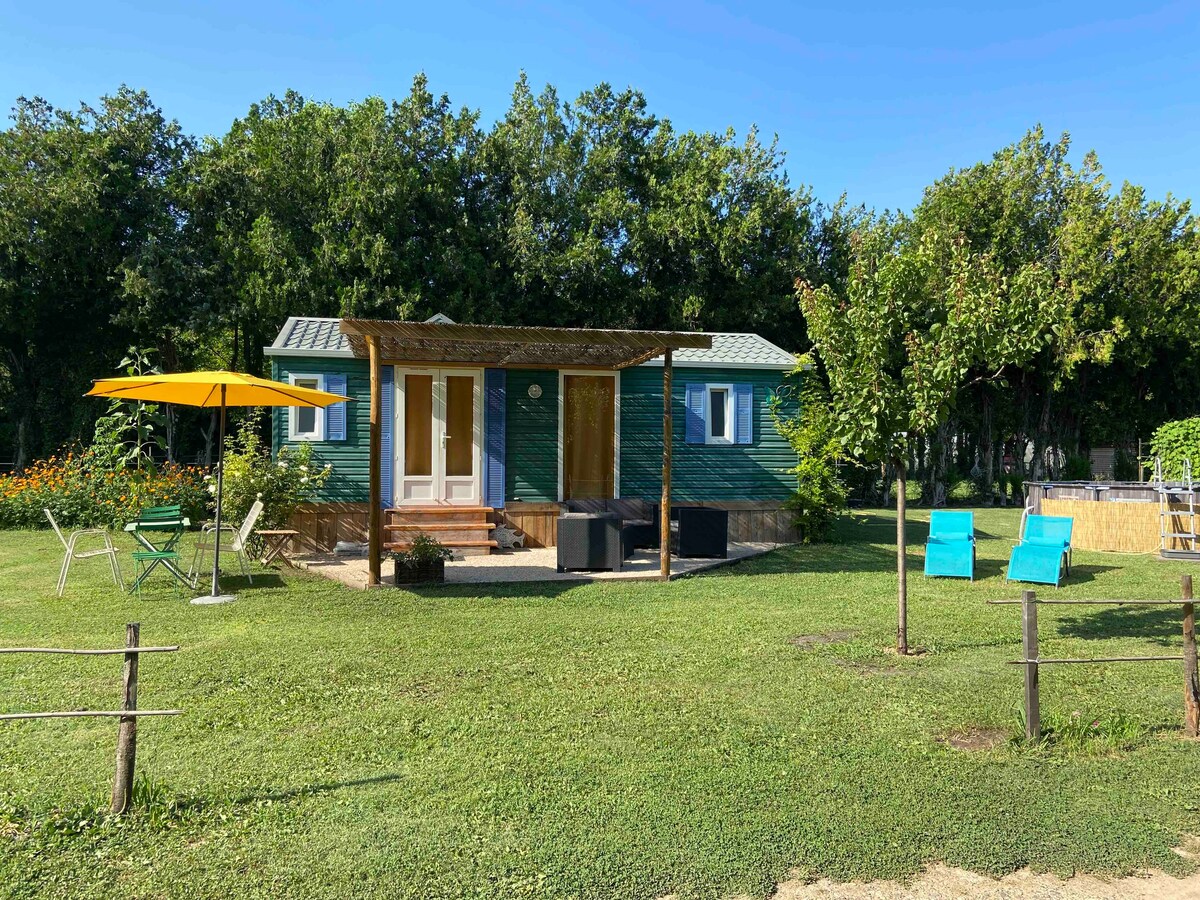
[441, 433, 449, 448]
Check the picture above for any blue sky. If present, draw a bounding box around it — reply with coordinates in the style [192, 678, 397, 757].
[2, 0, 1198, 211]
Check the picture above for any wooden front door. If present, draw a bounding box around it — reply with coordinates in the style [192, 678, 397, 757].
[561, 373, 617, 500]
[397, 368, 481, 505]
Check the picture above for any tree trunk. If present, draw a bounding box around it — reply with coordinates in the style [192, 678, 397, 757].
[165, 406, 176, 464]
[14, 413, 30, 472]
[980, 391, 995, 505]
[203, 410, 217, 467]
[896, 455, 908, 655]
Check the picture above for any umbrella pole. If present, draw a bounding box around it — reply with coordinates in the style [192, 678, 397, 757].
[212, 386, 225, 596]
[193, 385, 234, 605]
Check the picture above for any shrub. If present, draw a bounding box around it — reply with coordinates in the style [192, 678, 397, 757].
[1062, 453, 1092, 481]
[1112, 448, 1139, 482]
[1148, 417, 1200, 480]
[217, 416, 332, 529]
[947, 478, 979, 504]
[388, 532, 453, 566]
[0, 448, 208, 530]
[771, 360, 848, 543]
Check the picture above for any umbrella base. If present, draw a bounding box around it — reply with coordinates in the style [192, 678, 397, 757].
[191, 593, 236, 605]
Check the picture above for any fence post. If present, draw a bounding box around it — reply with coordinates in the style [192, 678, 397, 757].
[1182, 576, 1199, 738]
[110, 623, 139, 814]
[1022, 590, 1040, 740]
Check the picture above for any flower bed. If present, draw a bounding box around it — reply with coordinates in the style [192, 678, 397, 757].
[0, 449, 209, 530]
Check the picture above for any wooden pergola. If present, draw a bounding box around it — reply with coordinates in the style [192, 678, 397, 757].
[338, 319, 713, 585]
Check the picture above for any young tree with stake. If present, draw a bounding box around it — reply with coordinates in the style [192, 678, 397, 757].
[797, 217, 1065, 654]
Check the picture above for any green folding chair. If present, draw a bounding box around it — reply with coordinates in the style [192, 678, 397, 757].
[131, 550, 185, 598]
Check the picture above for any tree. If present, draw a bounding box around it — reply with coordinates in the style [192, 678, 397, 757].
[769, 355, 848, 543]
[909, 128, 1200, 493]
[798, 216, 1063, 653]
[0, 88, 192, 468]
[187, 76, 489, 376]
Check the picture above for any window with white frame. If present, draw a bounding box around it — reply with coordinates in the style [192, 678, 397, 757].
[704, 384, 733, 444]
[288, 374, 325, 441]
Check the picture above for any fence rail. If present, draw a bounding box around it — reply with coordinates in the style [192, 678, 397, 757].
[997, 575, 1197, 740]
[0, 646, 179, 656]
[0, 623, 180, 813]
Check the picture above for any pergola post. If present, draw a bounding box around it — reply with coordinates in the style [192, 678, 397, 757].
[367, 335, 382, 587]
[660, 348, 672, 580]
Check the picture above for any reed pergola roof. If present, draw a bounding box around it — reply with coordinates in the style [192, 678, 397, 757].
[340, 319, 712, 369]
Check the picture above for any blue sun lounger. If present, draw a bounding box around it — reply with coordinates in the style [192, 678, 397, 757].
[924, 510, 976, 580]
[1006, 514, 1073, 587]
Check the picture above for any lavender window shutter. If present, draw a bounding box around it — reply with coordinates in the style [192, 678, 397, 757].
[484, 369, 506, 509]
[324, 373, 347, 440]
[685, 384, 705, 444]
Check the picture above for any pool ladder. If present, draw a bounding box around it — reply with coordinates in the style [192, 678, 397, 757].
[1155, 457, 1200, 560]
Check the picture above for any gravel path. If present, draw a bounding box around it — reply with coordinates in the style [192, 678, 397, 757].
[762, 863, 1200, 899]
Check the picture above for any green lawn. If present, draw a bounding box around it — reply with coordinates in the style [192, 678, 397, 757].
[1, 508, 1199, 899]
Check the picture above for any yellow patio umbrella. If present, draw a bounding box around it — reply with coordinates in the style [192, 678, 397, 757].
[86, 371, 350, 605]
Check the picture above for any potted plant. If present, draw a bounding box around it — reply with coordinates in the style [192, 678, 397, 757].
[389, 532, 454, 585]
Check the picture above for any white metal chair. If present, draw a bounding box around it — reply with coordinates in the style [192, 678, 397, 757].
[189, 499, 264, 584]
[44, 508, 122, 596]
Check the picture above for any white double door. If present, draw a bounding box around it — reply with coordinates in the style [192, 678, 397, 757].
[395, 367, 482, 505]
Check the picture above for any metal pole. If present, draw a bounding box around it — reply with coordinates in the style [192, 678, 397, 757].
[193, 386, 233, 604]
[211, 385, 226, 598]
[1022, 589, 1040, 740]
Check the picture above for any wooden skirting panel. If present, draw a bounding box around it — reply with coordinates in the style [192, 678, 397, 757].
[1040, 498, 1191, 554]
[289, 502, 370, 552]
[291, 499, 800, 551]
[499, 500, 799, 547]
[681, 501, 800, 544]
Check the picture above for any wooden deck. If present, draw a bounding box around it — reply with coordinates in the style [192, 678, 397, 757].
[296, 542, 782, 589]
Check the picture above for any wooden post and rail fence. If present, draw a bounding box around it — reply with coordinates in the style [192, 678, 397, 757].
[992, 574, 1198, 740]
[0, 623, 180, 814]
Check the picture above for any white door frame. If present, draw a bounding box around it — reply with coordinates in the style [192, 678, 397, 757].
[557, 369, 621, 501]
[395, 366, 483, 505]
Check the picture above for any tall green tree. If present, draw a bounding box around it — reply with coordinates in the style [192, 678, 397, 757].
[910, 128, 1200, 494]
[187, 76, 489, 376]
[482, 75, 823, 343]
[0, 88, 192, 468]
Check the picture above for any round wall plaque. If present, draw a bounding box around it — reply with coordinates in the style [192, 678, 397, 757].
[527, 383, 543, 399]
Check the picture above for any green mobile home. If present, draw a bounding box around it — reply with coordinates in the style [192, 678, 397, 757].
[267, 316, 800, 581]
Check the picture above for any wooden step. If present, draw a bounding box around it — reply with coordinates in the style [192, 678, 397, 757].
[385, 523, 495, 543]
[384, 522, 496, 532]
[383, 506, 497, 556]
[386, 506, 493, 526]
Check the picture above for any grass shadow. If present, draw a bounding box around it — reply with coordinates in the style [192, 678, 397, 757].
[1056, 605, 1183, 646]
[1060, 563, 1120, 585]
[719, 542, 924, 576]
[220, 573, 288, 591]
[397, 580, 589, 601]
[234, 773, 406, 805]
